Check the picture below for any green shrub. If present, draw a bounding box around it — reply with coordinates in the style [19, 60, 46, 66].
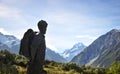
[61, 62, 83, 73]
[0, 64, 18, 74]
[0, 49, 16, 65]
[107, 62, 120, 74]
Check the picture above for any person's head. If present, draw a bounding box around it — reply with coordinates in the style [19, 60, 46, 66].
[38, 20, 48, 34]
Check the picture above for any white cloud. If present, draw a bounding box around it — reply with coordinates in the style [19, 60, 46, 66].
[76, 35, 97, 40]
[75, 35, 98, 46]
[47, 44, 58, 52]
[0, 28, 10, 34]
[0, 4, 21, 19]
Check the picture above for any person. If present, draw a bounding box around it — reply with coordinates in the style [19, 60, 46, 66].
[27, 20, 48, 74]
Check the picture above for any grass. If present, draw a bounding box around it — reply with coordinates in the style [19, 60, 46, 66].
[15, 66, 27, 74]
[44, 65, 79, 74]
[16, 65, 80, 74]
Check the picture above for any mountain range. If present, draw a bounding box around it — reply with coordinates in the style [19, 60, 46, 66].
[1, 29, 120, 68]
[0, 32, 20, 53]
[0, 32, 66, 62]
[71, 29, 120, 68]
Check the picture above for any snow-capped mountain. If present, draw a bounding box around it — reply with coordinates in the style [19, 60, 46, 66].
[0, 32, 20, 53]
[0, 32, 20, 48]
[71, 29, 120, 68]
[61, 42, 86, 62]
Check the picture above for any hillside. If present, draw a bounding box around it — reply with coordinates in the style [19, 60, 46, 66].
[45, 48, 67, 62]
[0, 50, 120, 74]
[71, 29, 120, 68]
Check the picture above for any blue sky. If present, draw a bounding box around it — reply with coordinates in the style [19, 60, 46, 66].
[0, 0, 120, 53]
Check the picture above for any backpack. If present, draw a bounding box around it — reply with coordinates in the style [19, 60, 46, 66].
[19, 29, 35, 59]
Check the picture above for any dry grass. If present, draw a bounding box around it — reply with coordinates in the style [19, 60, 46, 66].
[16, 65, 80, 74]
[44, 65, 80, 74]
[16, 66, 27, 74]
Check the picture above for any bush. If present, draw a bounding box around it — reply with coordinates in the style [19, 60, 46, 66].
[44, 60, 61, 67]
[0, 64, 18, 74]
[107, 62, 120, 74]
[0, 50, 28, 74]
[0, 50, 16, 65]
[61, 62, 83, 73]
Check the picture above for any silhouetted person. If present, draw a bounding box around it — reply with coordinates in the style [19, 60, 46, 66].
[19, 20, 48, 74]
[30, 20, 47, 74]
[26, 20, 48, 74]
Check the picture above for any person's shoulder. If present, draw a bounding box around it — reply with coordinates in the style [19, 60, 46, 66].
[33, 33, 45, 40]
[38, 33, 45, 37]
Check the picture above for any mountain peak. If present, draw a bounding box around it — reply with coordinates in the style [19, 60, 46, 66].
[73, 42, 85, 48]
[61, 42, 86, 62]
[109, 29, 120, 33]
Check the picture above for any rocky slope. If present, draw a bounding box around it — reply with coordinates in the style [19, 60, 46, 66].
[45, 48, 66, 62]
[71, 29, 120, 68]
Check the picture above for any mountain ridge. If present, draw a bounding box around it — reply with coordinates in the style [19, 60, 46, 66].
[71, 29, 120, 68]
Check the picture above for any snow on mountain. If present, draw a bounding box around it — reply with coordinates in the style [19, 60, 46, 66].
[61, 42, 86, 62]
[0, 32, 20, 53]
[0, 32, 20, 48]
[0, 42, 10, 50]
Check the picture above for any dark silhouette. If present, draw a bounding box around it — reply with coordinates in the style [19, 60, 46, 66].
[19, 20, 48, 74]
[19, 29, 35, 59]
